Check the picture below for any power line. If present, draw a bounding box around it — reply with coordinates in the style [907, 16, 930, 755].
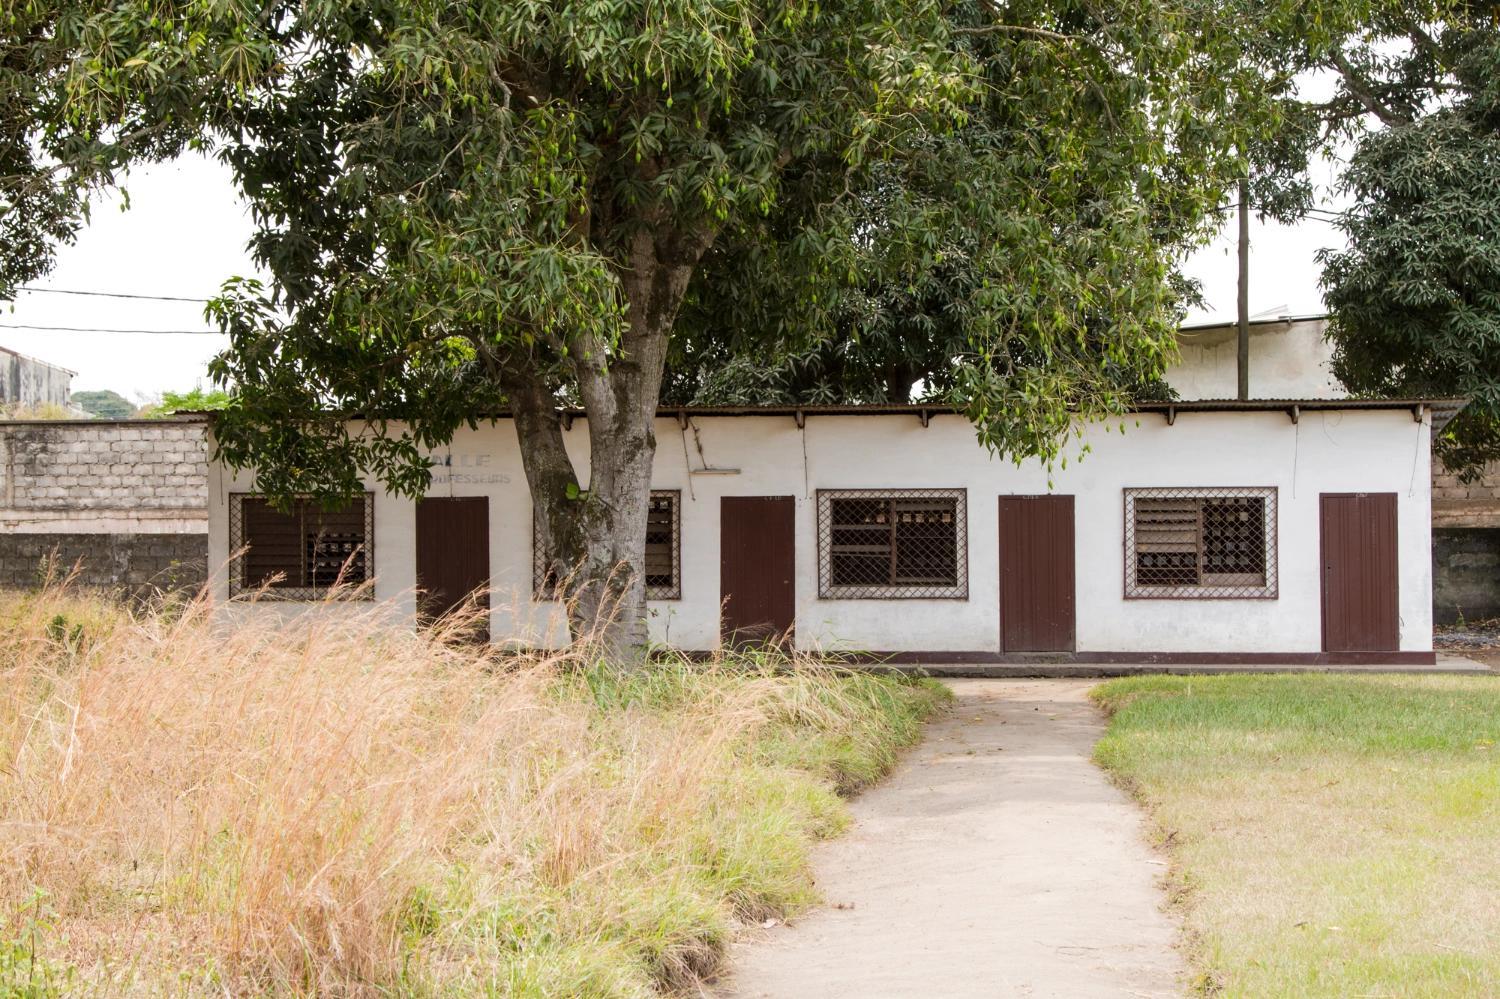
[12, 286, 212, 303]
[0, 321, 223, 335]
[1206, 203, 1347, 223]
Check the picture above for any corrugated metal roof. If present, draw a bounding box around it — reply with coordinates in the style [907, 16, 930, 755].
[177, 397, 1469, 430]
[640, 398, 1466, 426]
[1130, 398, 1467, 432]
[1176, 313, 1329, 333]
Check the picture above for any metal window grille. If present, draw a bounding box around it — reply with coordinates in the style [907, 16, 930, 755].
[229, 493, 375, 600]
[817, 488, 968, 599]
[532, 490, 681, 601]
[643, 491, 681, 599]
[1124, 487, 1277, 599]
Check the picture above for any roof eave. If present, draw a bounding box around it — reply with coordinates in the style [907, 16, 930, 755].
[181, 397, 1469, 427]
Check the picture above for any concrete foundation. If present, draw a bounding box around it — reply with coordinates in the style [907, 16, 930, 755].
[0, 532, 206, 595]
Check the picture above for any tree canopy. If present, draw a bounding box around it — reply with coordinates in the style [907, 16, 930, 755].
[1, 4, 81, 297]
[1, 2, 211, 297]
[9, 0, 1372, 643]
[1315, 18, 1500, 473]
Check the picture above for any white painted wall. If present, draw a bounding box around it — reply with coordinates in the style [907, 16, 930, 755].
[207, 406, 1434, 655]
[1167, 317, 1343, 401]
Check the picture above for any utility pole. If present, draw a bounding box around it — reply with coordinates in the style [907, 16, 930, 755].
[1237, 177, 1250, 401]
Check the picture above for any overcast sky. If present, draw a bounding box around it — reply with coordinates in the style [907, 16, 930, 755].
[1, 151, 1350, 400]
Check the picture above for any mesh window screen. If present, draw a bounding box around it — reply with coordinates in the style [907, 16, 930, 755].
[533, 490, 681, 600]
[644, 492, 681, 600]
[229, 493, 374, 600]
[1124, 487, 1277, 598]
[818, 489, 968, 599]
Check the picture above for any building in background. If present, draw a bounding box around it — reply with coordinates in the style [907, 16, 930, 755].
[0, 346, 76, 412]
[1167, 315, 1342, 401]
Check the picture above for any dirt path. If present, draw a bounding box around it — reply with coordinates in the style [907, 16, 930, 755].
[719, 679, 1184, 999]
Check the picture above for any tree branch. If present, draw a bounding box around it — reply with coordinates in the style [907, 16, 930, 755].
[960, 0, 1081, 43]
[953, 23, 1078, 43]
[1326, 49, 1412, 128]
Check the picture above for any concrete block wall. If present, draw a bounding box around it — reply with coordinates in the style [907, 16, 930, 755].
[0, 420, 207, 514]
[0, 418, 209, 594]
[0, 533, 207, 593]
[1433, 527, 1500, 624]
[1431, 456, 1500, 625]
[1432, 457, 1500, 529]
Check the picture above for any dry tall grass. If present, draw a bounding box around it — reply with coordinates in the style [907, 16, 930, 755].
[0, 583, 946, 996]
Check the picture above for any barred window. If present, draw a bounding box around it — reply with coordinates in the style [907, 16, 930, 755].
[644, 491, 681, 599]
[533, 490, 681, 600]
[1124, 487, 1277, 598]
[817, 489, 968, 599]
[229, 493, 374, 599]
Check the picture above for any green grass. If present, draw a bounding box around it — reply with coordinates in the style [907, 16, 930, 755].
[1092, 674, 1500, 998]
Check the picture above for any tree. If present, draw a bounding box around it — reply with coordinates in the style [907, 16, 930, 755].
[1, 5, 81, 297]
[662, 0, 1366, 410]
[1315, 21, 1500, 474]
[197, 0, 981, 652]
[71, 389, 134, 420]
[1, 3, 211, 296]
[27, 0, 1315, 650]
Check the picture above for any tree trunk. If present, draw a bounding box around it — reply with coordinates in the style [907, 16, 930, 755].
[505, 222, 709, 660]
[884, 361, 917, 402]
[502, 362, 651, 655]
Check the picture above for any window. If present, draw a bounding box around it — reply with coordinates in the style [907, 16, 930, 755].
[817, 489, 968, 599]
[1124, 487, 1277, 598]
[532, 490, 681, 600]
[644, 491, 681, 599]
[229, 493, 374, 599]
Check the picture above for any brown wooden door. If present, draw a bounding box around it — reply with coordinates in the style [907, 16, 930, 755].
[1320, 492, 1399, 652]
[721, 496, 796, 647]
[416, 497, 490, 641]
[998, 495, 1076, 652]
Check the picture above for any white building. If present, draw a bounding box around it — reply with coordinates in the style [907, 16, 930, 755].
[204, 318, 1458, 664]
[1167, 315, 1342, 401]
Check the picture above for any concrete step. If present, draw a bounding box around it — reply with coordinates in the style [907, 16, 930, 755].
[864, 654, 1492, 678]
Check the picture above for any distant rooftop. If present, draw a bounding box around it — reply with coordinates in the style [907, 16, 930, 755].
[0, 343, 78, 377]
[1177, 313, 1328, 334]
